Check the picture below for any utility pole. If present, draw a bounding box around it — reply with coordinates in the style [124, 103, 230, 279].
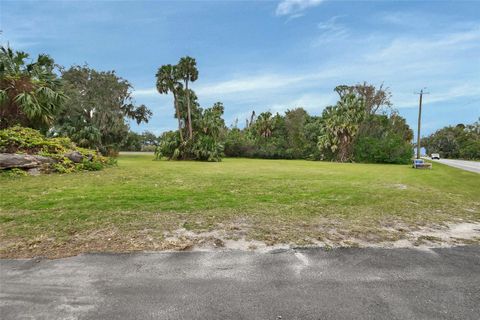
[415, 88, 429, 159]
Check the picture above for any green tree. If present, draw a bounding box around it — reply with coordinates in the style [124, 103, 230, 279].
[422, 120, 480, 160]
[190, 102, 225, 161]
[156, 102, 225, 162]
[155, 57, 226, 161]
[334, 82, 392, 115]
[285, 108, 309, 158]
[303, 116, 324, 159]
[121, 131, 143, 151]
[141, 131, 159, 147]
[224, 127, 248, 157]
[177, 88, 201, 139]
[253, 112, 276, 138]
[354, 114, 413, 164]
[54, 65, 151, 155]
[176, 56, 198, 140]
[0, 46, 67, 131]
[155, 131, 182, 160]
[318, 93, 366, 162]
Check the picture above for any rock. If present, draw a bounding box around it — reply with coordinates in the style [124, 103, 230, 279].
[213, 238, 225, 248]
[0, 153, 54, 170]
[33, 155, 56, 165]
[0, 153, 37, 169]
[27, 168, 41, 176]
[65, 151, 83, 163]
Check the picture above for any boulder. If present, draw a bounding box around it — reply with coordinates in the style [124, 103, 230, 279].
[65, 151, 83, 163]
[33, 155, 56, 165]
[0, 153, 54, 170]
[27, 168, 41, 176]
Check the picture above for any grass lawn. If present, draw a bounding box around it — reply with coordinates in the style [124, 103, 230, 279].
[1, 154, 479, 258]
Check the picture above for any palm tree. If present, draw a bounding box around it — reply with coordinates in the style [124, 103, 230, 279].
[176, 56, 198, 140]
[0, 46, 67, 130]
[318, 93, 366, 162]
[198, 102, 225, 138]
[156, 64, 184, 142]
[255, 112, 275, 138]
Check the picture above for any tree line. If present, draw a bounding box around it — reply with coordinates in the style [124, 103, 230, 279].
[421, 121, 480, 160]
[1, 45, 415, 163]
[222, 86, 413, 163]
[153, 57, 414, 164]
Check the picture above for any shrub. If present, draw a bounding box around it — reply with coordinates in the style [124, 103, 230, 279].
[0, 126, 113, 174]
[354, 134, 412, 164]
[190, 135, 223, 162]
[0, 168, 28, 177]
[0, 126, 75, 154]
[79, 159, 104, 171]
[154, 131, 182, 160]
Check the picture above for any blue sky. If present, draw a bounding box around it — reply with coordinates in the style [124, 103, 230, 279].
[1, 0, 479, 138]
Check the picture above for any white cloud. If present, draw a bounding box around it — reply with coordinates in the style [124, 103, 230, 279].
[313, 15, 348, 44]
[134, 88, 158, 96]
[394, 84, 480, 109]
[196, 74, 308, 96]
[269, 93, 337, 113]
[367, 27, 480, 62]
[133, 23, 480, 131]
[276, 0, 325, 17]
[317, 15, 345, 31]
[133, 68, 342, 100]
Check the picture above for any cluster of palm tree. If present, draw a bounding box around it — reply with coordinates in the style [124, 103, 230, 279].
[156, 56, 198, 143]
[155, 57, 226, 161]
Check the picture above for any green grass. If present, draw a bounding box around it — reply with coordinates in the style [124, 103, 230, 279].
[1, 154, 479, 257]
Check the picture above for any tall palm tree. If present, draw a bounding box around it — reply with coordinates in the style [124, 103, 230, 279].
[0, 46, 67, 130]
[156, 64, 184, 142]
[176, 56, 198, 140]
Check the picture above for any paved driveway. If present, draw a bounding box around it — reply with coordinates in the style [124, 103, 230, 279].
[1, 247, 479, 320]
[430, 158, 480, 174]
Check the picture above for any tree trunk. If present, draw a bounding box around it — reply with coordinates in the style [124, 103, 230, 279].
[186, 80, 193, 140]
[173, 92, 184, 142]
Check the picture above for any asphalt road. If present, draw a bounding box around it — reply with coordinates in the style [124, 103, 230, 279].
[1, 247, 479, 320]
[430, 158, 480, 174]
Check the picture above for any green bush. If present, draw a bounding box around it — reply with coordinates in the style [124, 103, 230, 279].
[190, 135, 223, 162]
[354, 134, 412, 164]
[154, 131, 182, 160]
[0, 168, 28, 177]
[0, 126, 113, 174]
[0, 126, 75, 154]
[351, 114, 413, 164]
[79, 159, 104, 171]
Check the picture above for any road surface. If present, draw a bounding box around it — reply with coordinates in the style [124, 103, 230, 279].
[1, 247, 480, 319]
[430, 158, 480, 174]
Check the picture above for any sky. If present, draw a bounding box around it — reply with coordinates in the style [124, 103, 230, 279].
[1, 0, 479, 138]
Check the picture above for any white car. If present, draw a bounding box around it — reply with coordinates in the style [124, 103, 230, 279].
[431, 153, 440, 160]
